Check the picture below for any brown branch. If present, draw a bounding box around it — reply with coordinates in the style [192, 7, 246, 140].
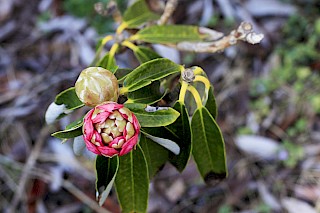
[174, 22, 264, 53]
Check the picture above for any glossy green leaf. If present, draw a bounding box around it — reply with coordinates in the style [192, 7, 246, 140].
[131, 25, 206, 44]
[123, 58, 183, 92]
[127, 81, 165, 104]
[95, 156, 119, 206]
[123, 0, 160, 28]
[168, 101, 192, 172]
[191, 107, 227, 184]
[139, 134, 168, 178]
[133, 46, 162, 63]
[142, 132, 180, 155]
[97, 52, 118, 73]
[115, 145, 149, 213]
[205, 85, 218, 119]
[51, 118, 83, 140]
[141, 126, 179, 143]
[55, 87, 84, 110]
[115, 68, 133, 84]
[125, 103, 180, 127]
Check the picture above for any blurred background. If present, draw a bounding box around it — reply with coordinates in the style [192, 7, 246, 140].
[1, 0, 320, 212]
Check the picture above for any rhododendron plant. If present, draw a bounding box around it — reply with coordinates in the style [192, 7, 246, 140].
[46, 0, 263, 212]
[83, 102, 140, 157]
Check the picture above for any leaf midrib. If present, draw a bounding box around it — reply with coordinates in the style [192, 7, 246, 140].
[130, 152, 135, 211]
[199, 108, 214, 171]
[126, 66, 179, 90]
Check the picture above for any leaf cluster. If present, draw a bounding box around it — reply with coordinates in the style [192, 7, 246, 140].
[46, 1, 229, 212]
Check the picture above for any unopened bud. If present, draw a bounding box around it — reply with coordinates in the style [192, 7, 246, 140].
[75, 67, 119, 107]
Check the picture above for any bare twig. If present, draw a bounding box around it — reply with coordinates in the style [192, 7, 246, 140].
[174, 22, 264, 53]
[157, 0, 178, 25]
[62, 180, 112, 213]
[1, 150, 110, 213]
[6, 125, 52, 213]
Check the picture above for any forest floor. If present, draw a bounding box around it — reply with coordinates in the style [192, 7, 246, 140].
[1, 0, 320, 212]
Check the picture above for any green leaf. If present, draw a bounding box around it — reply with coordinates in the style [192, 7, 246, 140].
[125, 103, 180, 127]
[55, 87, 84, 110]
[95, 156, 119, 206]
[51, 118, 83, 140]
[131, 25, 206, 44]
[140, 102, 192, 172]
[97, 52, 118, 73]
[133, 46, 162, 63]
[141, 126, 179, 143]
[191, 107, 227, 184]
[127, 81, 165, 105]
[115, 68, 133, 84]
[139, 134, 168, 178]
[205, 85, 218, 119]
[123, 58, 183, 92]
[168, 101, 192, 172]
[142, 132, 180, 155]
[115, 145, 149, 213]
[123, 0, 160, 28]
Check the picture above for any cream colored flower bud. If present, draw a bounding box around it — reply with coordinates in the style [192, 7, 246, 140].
[75, 67, 119, 107]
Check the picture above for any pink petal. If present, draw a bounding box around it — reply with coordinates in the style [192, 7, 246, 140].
[93, 131, 103, 146]
[91, 111, 110, 123]
[109, 136, 125, 147]
[84, 136, 101, 155]
[123, 124, 127, 138]
[97, 102, 123, 112]
[119, 112, 128, 120]
[84, 109, 94, 121]
[132, 115, 140, 133]
[83, 119, 94, 140]
[99, 146, 119, 157]
[119, 134, 139, 156]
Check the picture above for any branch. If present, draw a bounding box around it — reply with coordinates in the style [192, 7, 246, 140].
[174, 22, 264, 53]
[157, 0, 178, 25]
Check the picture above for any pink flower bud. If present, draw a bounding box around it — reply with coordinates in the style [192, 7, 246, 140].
[83, 102, 140, 157]
[75, 67, 119, 107]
